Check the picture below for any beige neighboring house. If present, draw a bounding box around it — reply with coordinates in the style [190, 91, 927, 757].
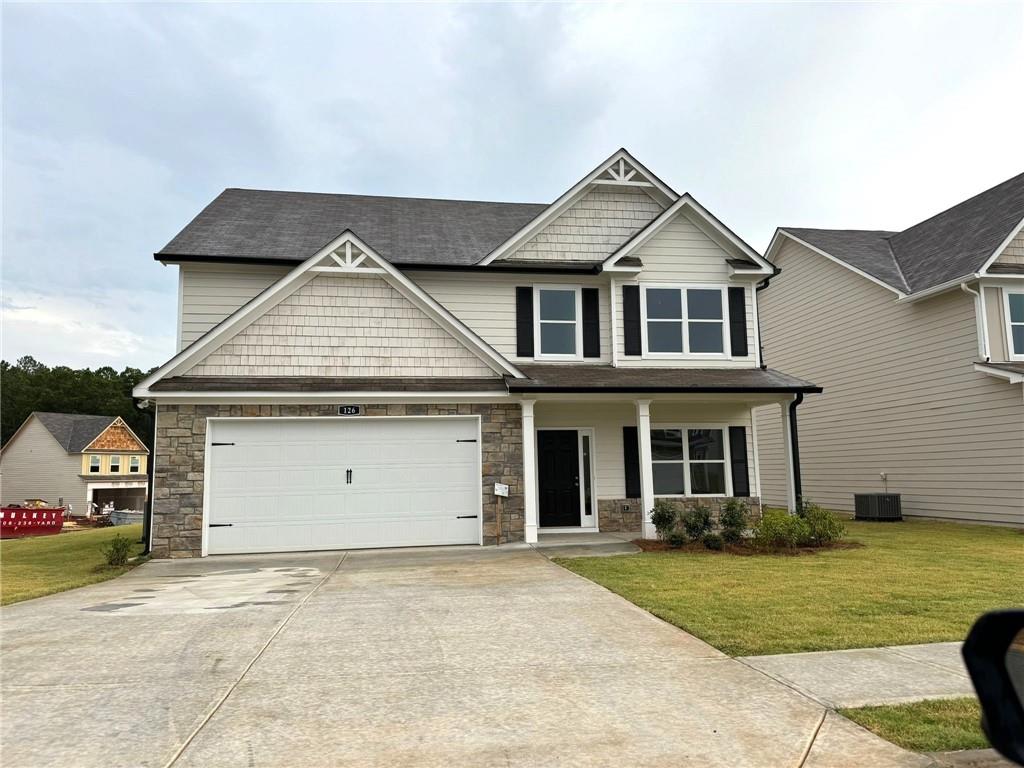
[134, 148, 821, 558]
[755, 172, 1024, 527]
[0, 412, 150, 516]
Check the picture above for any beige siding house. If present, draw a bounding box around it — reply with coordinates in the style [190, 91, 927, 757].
[135, 149, 819, 558]
[756, 172, 1024, 526]
[0, 413, 150, 515]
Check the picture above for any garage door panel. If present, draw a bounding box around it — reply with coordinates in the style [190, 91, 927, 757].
[207, 418, 481, 554]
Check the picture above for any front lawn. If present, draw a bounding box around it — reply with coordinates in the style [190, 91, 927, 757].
[1, 524, 145, 605]
[840, 698, 987, 753]
[556, 520, 1023, 656]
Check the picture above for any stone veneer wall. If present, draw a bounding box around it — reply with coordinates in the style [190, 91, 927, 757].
[153, 402, 523, 558]
[598, 496, 762, 536]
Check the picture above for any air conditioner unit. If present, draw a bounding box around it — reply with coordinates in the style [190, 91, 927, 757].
[854, 493, 902, 521]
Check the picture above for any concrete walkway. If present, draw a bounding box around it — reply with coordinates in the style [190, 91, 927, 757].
[741, 642, 974, 708]
[3, 546, 934, 768]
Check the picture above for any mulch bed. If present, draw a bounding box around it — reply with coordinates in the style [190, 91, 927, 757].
[632, 539, 864, 556]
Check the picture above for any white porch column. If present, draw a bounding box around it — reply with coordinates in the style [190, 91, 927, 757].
[780, 398, 797, 512]
[521, 399, 538, 543]
[635, 399, 656, 538]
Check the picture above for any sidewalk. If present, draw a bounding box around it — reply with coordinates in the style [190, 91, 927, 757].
[740, 641, 974, 708]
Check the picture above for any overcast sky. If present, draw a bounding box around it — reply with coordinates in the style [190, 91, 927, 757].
[3, 1, 1022, 371]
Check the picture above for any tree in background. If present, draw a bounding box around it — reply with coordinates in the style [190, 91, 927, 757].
[1, 357, 156, 448]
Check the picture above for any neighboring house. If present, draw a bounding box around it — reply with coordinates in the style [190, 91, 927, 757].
[134, 149, 820, 558]
[755, 172, 1024, 527]
[0, 412, 150, 515]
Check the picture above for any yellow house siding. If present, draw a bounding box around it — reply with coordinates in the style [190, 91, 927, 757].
[81, 453, 147, 476]
[0, 418, 87, 513]
[755, 239, 1024, 526]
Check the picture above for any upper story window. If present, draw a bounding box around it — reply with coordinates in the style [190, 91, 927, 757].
[89, 455, 101, 473]
[1007, 291, 1024, 358]
[129, 456, 141, 473]
[643, 286, 726, 356]
[651, 426, 729, 496]
[535, 287, 581, 358]
[109, 455, 121, 474]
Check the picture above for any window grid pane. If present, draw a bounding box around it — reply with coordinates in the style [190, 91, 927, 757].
[539, 289, 576, 321]
[652, 427, 727, 497]
[540, 323, 576, 355]
[645, 288, 725, 355]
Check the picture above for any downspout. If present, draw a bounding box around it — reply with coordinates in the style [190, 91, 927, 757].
[755, 266, 779, 370]
[136, 398, 155, 555]
[960, 283, 991, 362]
[788, 393, 804, 511]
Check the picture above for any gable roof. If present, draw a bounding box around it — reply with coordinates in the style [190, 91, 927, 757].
[158, 190, 546, 268]
[136, 230, 524, 396]
[32, 413, 118, 453]
[772, 171, 1024, 296]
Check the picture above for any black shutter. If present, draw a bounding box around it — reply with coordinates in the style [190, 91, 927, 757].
[623, 426, 641, 499]
[515, 287, 534, 358]
[728, 287, 748, 357]
[582, 288, 600, 358]
[728, 426, 750, 497]
[623, 285, 642, 356]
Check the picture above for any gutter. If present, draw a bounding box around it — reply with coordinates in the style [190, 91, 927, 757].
[897, 273, 981, 303]
[960, 283, 991, 362]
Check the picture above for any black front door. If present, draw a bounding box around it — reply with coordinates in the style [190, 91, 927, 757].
[538, 430, 580, 527]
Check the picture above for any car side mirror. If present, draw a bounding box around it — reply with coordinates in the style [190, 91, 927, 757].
[962, 610, 1024, 766]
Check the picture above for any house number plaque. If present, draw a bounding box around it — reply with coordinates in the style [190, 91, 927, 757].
[337, 405, 363, 416]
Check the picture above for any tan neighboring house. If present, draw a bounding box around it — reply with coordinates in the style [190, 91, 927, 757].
[755, 172, 1024, 527]
[134, 148, 821, 558]
[0, 412, 150, 516]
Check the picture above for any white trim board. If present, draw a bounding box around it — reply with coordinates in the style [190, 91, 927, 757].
[478, 148, 678, 266]
[135, 230, 524, 397]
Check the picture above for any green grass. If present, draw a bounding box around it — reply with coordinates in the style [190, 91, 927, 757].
[840, 698, 988, 753]
[556, 520, 1024, 656]
[1, 524, 145, 605]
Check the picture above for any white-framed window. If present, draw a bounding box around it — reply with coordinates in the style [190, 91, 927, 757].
[641, 285, 728, 357]
[534, 286, 582, 359]
[650, 425, 731, 497]
[109, 455, 121, 474]
[129, 456, 141, 473]
[1006, 291, 1024, 359]
[89, 455, 101, 473]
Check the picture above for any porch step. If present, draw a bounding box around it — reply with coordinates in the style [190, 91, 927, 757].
[533, 532, 642, 558]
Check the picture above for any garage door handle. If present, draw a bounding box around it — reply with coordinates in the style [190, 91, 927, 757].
[456, 439, 477, 443]
[209, 523, 233, 528]
[211, 442, 235, 447]
[456, 515, 478, 519]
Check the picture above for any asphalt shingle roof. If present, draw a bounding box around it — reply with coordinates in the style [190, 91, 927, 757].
[34, 412, 118, 453]
[157, 189, 547, 267]
[508, 365, 820, 393]
[782, 172, 1024, 294]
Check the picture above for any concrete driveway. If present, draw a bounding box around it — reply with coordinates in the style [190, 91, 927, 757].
[1, 546, 930, 768]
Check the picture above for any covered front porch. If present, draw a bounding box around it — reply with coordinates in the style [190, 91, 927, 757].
[514, 379, 815, 543]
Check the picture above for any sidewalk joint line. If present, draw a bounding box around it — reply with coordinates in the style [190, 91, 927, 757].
[796, 710, 827, 768]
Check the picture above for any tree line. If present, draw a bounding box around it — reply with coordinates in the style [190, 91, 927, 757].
[1, 357, 156, 449]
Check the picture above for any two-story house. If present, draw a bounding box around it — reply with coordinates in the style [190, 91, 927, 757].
[0, 412, 149, 515]
[134, 149, 820, 558]
[754, 172, 1024, 527]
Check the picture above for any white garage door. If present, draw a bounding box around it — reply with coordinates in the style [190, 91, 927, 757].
[206, 417, 481, 555]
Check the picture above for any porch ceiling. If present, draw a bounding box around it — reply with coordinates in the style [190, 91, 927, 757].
[507, 365, 821, 394]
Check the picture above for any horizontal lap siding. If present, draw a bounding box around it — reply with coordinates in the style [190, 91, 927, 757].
[0, 418, 87, 514]
[755, 240, 1024, 526]
[614, 213, 758, 367]
[179, 264, 289, 349]
[408, 271, 612, 364]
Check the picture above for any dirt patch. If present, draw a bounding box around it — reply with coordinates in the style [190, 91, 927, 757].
[632, 539, 865, 556]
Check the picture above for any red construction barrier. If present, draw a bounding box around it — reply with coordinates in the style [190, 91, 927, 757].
[1, 507, 65, 539]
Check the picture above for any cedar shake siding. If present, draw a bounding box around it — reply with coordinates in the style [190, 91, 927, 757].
[184, 274, 499, 378]
[755, 239, 1024, 526]
[994, 229, 1024, 266]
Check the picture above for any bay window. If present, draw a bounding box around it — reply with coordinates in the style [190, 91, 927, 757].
[650, 426, 729, 496]
[643, 286, 726, 355]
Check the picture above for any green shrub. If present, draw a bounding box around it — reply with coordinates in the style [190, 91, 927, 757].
[650, 500, 679, 540]
[667, 532, 687, 549]
[719, 499, 749, 543]
[801, 503, 845, 545]
[102, 534, 133, 567]
[753, 509, 811, 550]
[703, 532, 724, 551]
[682, 505, 713, 541]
